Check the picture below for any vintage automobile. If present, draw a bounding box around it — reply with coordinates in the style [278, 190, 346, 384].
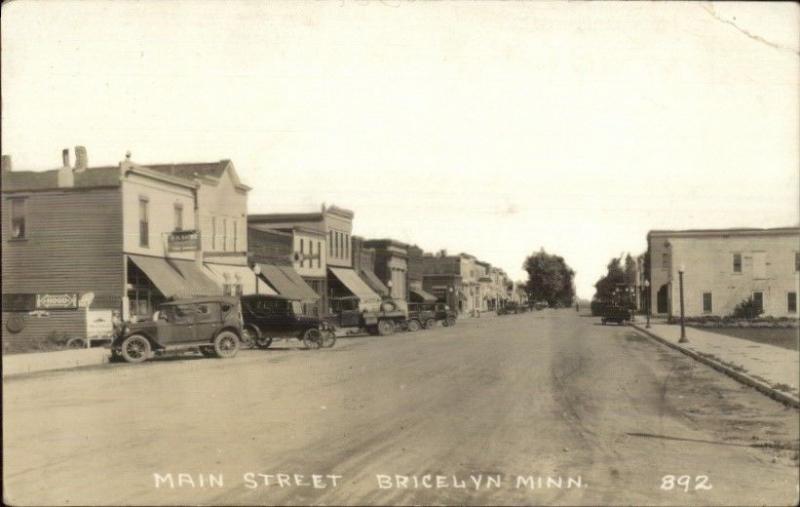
[600, 305, 632, 325]
[325, 296, 407, 336]
[111, 296, 243, 363]
[498, 302, 521, 315]
[434, 302, 457, 327]
[240, 294, 335, 349]
[406, 302, 437, 331]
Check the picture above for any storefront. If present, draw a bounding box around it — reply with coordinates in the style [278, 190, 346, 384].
[328, 267, 382, 312]
[256, 262, 320, 308]
[205, 263, 274, 296]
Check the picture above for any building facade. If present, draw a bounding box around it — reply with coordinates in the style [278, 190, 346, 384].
[647, 227, 800, 318]
[362, 239, 409, 303]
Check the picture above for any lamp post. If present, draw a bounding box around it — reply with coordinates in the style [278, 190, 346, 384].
[678, 264, 687, 343]
[644, 279, 651, 329]
[253, 263, 261, 295]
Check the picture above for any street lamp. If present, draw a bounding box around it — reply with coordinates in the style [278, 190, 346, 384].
[253, 263, 262, 295]
[643, 279, 651, 329]
[678, 263, 687, 343]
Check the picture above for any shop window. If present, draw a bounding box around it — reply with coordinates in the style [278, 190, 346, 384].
[174, 203, 183, 231]
[702, 292, 712, 313]
[788, 292, 797, 313]
[732, 253, 742, 273]
[10, 198, 26, 239]
[139, 197, 149, 247]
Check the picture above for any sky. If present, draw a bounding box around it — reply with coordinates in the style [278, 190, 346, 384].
[2, 1, 798, 299]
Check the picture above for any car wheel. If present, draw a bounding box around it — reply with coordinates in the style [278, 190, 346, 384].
[446, 316, 456, 327]
[213, 331, 240, 359]
[322, 330, 336, 348]
[66, 337, 86, 349]
[424, 318, 437, 330]
[377, 319, 395, 336]
[303, 328, 322, 349]
[241, 325, 259, 348]
[120, 334, 151, 364]
[407, 319, 421, 332]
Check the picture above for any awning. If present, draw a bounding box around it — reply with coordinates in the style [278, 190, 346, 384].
[257, 263, 320, 301]
[359, 269, 389, 297]
[205, 263, 276, 296]
[410, 287, 438, 303]
[329, 267, 382, 307]
[128, 255, 220, 298]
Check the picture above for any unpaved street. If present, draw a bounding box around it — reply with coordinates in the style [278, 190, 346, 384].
[4, 310, 799, 505]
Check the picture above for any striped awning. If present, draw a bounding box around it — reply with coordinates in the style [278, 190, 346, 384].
[410, 287, 438, 303]
[359, 269, 389, 297]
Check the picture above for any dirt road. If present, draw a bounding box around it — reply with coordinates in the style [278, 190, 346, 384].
[4, 310, 799, 505]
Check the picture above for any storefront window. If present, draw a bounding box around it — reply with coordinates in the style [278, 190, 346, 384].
[10, 198, 26, 239]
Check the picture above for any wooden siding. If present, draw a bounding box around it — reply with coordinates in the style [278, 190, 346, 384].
[2, 310, 87, 350]
[1, 188, 124, 310]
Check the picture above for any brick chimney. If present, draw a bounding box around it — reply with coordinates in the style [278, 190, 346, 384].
[58, 148, 74, 187]
[74, 145, 88, 172]
[1, 155, 11, 174]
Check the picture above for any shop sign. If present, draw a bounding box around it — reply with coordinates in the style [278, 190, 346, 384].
[86, 310, 113, 338]
[36, 293, 78, 309]
[168, 230, 200, 252]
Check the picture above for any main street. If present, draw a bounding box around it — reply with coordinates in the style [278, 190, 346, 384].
[4, 310, 799, 506]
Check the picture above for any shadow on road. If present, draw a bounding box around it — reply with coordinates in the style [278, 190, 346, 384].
[626, 431, 753, 448]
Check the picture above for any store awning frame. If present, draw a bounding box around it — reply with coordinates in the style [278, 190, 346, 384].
[128, 255, 220, 298]
[409, 287, 438, 303]
[257, 263, 320, 301]
[329, 267, 382, 308]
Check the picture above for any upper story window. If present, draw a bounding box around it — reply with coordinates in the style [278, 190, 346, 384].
[222, 219, 228, 252]
[661, 252, 669, 269]
[173, 203, 183, 231]
[732, 253, 742, 273]
[300, 238, 305, 267]
[317, 241, 322, 268]
[233, 220, 238, 252]
[795, 252, 799, 272]
[212, 217, 217, 250]
[328, 231, 333, 256]
[10, 198, 26, 239]
[139, 197, 149, 248]
[344, 234, 349, 260]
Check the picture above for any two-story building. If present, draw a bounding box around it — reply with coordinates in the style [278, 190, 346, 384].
[352, 236, 390, 298]
[2, 148, 256, 349]
[406, 245, 437, 304]
[249, 204, 382, 312]
[421, 251, 483, 315]
[647, 227, 800, 318]
[362, 239, 412, 304]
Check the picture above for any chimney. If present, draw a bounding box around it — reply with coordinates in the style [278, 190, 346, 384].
[74, 146, 88, 171]
[58, 148, 74, 187]
[1, 155, 11, 174]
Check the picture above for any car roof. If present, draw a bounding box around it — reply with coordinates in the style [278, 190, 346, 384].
[161, 296, 240, 306]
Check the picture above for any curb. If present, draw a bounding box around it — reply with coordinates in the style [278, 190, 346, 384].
[630, 323, 800, 409]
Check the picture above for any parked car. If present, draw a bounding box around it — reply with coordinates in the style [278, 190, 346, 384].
[498, 302, 520, 315]
[325, 296, 407, 336]
[111, 296, 243, 363]
[406, 303, 437, 331]
[534, 301, 548, 310]
[434, 302, 457, 327]
[601, 305, 632, 325]
[240, 294, 335, 349]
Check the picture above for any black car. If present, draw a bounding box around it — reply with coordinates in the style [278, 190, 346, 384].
[498, 302, 520, 315]
[240, 294, 334, 349]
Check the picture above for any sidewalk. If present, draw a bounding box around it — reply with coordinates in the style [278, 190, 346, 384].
[2, 347, 111, 378]
[631, 316, 799, 407]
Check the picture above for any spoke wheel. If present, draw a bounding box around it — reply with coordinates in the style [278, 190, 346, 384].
[424, 318, 437, 330]
[303, 328, 322, 349]
[446, 316, 456, 327]
[321, 330, 336, 348]
[120, 335, 150, 364]
[407, 320, 421, 332]
[377, 319, 395, 336]
[213, 331, 240, 359]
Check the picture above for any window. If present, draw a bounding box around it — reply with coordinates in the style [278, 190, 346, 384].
[139, 197, 149, 247]
[795, 252, 799, 272]
[317, 241, 322, 267]
[788, 292, 797, 313]
[703, 292, 712, 313]
[328, 231, 333, 255]
[173, 203, 183, 231]
[10, 198, 26, 239]
[752, 292, 763, 312]
[344, 234, 349, 260]
[334, 232, 339, 259]
[732, 253, 742, 273]
[300, 238, 305, 267]
[661, 252, 669, 269]
[222, 218, 227, 252]
[233, 220, 238, 252]
[212, 217, 217, 250]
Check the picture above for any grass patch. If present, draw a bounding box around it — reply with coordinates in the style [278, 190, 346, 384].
[696, 327, 799, 351]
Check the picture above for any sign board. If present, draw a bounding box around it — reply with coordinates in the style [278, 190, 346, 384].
[168, 230, 200, 252]
[86, 309, 114, 338]
[36, 294, 78, 309]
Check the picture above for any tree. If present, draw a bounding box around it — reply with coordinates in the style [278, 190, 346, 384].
[594, 253, 639, 308]
[523, 248, 576, 307]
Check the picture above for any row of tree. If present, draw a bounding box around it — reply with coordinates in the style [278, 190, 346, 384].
[592, 252, 648, 307]
[522, 248, 576, 308]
